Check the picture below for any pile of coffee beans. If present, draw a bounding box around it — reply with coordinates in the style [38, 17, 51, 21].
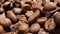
[0, 0, 60, 34]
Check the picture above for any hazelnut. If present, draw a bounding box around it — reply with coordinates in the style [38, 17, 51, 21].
[6, 10, 17, 22]
[45, 18, 56, 31]
[0, 17, 12, 27]
[30, 23, 40, 33]
[43, 2, 57, 11]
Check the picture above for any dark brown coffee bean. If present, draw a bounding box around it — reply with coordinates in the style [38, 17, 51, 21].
[52, 12, 60, 25]
[8, 0, 14, 2]
[14, 0, 21, 2]
[41, 0, 50, 6]
[57, 0, 60, 7]
[22, 4, 32, 11]
[44, 11, 52, 18]
[43, 2, 57, 11]
[3, 1, 14, 11]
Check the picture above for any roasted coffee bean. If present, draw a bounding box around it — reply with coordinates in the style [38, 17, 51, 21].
[28, 10, 40, 22]
[10, 23, 18, 32]
[30, 23, 40, 33]
[22, 0, 32, 6]
[13, 8, 22, 15]
[1, 32, 18, 34]
[27, 33, 33, 34]
[45, 18, 56, 31]
[0, 25, 4, 33]
[43, 2, 57, 11]
[18, 21, 29, 33]
[2, 32, 13, 34]
[22, 4, 32, 11]
[37, 17, 47, 24]
[6, 10, 17, 22]
[0, 0, 5, 3]
[22, 0, 32, 3]
[17, 15, 28, 23]
[32, 2, 43, 11]
[41, 0, 50, 6]
[0, 0, 60, 34]
[25, 11, 33, 17]
[0, 8, 4, 14]
[57, 0, 60, 7]
[20, 1, 25, 7]
[52, 12, 60, 25]
[3, 1, 14, 11]
[38, 28, 49, 34]
[8, 0, 14, 2]
[14, 0, 21, 3]
[0, 17, 12, 27]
